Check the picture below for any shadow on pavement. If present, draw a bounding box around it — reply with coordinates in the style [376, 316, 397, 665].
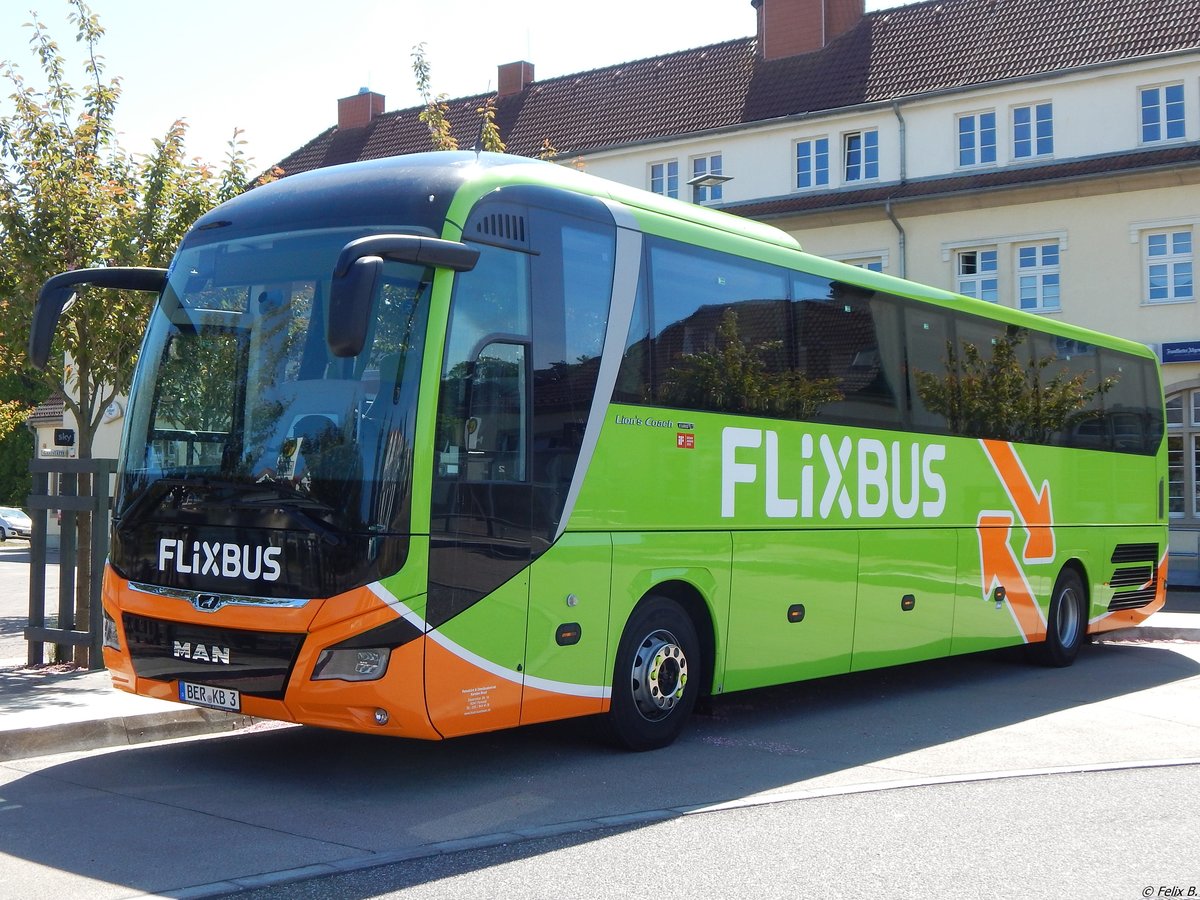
[1, 640, 1197, 897]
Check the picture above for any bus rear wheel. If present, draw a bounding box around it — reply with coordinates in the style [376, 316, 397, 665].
[1027, 568, 1086, 668]
[607, 596, 701, 751]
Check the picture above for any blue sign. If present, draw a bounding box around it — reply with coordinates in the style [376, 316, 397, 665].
[1161, 341, 1200, 364]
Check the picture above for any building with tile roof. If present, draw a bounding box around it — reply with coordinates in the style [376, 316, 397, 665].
[273, 0, 1200, 576]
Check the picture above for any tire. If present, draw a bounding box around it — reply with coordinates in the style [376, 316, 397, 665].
[1027, 568, 1087, 667]
[606, 596, 702, 751]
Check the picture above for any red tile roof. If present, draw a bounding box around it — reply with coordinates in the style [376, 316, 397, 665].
[26, 392, 64, 427]
[276, 0, 1199, 175]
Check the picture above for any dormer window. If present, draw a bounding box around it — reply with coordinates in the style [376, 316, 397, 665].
[957, 111, 996, 167]
[843, 130, 878, 182]
[1140, 83, 1185, 144]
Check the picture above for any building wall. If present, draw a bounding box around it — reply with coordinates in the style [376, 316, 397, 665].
[581, 48, 1200, 583]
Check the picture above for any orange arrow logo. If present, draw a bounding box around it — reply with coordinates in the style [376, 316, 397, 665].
[977, 511, 1047, 643]
[981, 439, 1055, 562]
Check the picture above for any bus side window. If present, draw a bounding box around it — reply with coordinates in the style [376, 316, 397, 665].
[436, 243, 532, 481]
[464, 342, 528, 482]
[613, 273, 652, 404]
[647, 237, 789, 416]
[1099, 350, 1159, 454]
[795, 278, 902, 428]
[1030, 333, 1105, 449]
[901, 305, 954, 435]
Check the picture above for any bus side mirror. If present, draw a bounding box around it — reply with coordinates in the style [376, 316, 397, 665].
[328, 234, 479, 359]
[30, 267, 167, 371]
[328, 256, 381, 358]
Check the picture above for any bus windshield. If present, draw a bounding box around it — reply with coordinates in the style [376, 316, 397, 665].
[117, 227, 433, 539]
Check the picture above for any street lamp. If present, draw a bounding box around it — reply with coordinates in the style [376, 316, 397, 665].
[687, 171, 733, 203]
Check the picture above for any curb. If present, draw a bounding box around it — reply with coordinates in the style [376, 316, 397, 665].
[1099, 625, 1200, 643]
[0, 708, 260, 762]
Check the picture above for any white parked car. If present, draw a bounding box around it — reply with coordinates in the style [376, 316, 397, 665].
[0, 507, 32, 541]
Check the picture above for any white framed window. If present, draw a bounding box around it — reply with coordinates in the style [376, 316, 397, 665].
[690, 154, 724, 203]
[1140, 83, 1186, 144]
[957, 111, 996, 167]
[1145, 229, 1194, 303]
[1016, 241, 1060, 312]
[1167, 394, 1184, 427]
[844, 256, 884, 272]
[1013, 103, 1053, 159]
[1162, 387, 1200, 520]
[795, 137, 829, 189]
[1168, 432, 1184, 517]
[956, 248, 999, 301]
[649, 160, 678, 199]
[843, 130, 878, 182]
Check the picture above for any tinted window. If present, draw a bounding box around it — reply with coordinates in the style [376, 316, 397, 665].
[902, 304, 955, 435]
[1100, 350, 1163, 455]
[648, 239, 790, 416]
[612, 237, 1161, 455]
[531, 214, 615, 487]
[793, 274, 902, 428]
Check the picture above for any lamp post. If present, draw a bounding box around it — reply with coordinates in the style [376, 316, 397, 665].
[686, 171, 733, 203]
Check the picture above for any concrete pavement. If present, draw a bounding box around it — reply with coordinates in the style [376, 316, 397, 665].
[2, 554, 1197, 762]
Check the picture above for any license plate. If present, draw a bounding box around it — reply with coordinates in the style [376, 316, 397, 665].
[179, 681, 241, 712]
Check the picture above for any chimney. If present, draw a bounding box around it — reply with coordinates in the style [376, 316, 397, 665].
[497, 61, 535, 98]
[753, 0, 865, 60]
[337, 88, 385, 130]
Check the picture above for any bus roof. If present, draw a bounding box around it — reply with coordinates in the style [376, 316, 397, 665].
[188, 152, 1154, 363]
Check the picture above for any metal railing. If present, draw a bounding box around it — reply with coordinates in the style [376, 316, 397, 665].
[25, 458, 116, 669]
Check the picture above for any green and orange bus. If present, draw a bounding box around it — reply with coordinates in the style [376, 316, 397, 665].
[32, 152, 1167, 749]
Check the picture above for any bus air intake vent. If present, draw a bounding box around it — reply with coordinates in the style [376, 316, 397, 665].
[1107, 543, 1159, 612]
[1110, 543, 1157, 564]
[472, 212, 529, 251]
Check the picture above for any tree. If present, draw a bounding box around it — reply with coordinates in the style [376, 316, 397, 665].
[410, 43, 509, 155]
[411, 43, 459, 151]
[0, 2, 263, 457]
[0, 0, 266, 663]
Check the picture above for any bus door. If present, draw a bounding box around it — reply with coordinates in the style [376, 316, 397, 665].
[426, 232, 535, 736]
[425, 195, 619, 736]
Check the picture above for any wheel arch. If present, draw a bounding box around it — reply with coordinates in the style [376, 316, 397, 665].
[1058, 556, 1092, 616]
[638, 579, 717, 698]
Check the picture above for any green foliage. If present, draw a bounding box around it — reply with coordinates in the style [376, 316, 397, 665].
[662, 309, 843, 418]
[476, 97, 505, 153]
[411, 43, 516, 155]
[914, 329, 1115, 442]
[0, 0, 263, 458]
[411, 43, 458, 151]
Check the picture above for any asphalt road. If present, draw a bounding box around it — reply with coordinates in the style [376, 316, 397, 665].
[1, 639, 1198, 899]
[234, 765, 1200, 900]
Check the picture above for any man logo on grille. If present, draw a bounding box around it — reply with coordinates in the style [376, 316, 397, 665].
[193, 594, 223, 612]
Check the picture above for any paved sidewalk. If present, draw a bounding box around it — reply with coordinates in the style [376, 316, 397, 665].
[2, 592, 1197, 764]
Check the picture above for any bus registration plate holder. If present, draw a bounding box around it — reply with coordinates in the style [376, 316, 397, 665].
[179, 681, 241, 712]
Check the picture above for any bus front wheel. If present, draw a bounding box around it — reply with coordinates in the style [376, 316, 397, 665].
[1027, 568, 1086, 668]
[607, 596, 701, 751]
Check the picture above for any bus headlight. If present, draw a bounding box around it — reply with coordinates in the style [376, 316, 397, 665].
[103, 608, 121, 651]
[312, 647, 391, 682]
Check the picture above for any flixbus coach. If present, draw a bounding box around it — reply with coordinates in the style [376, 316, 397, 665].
[30, 152, 1167, 750]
